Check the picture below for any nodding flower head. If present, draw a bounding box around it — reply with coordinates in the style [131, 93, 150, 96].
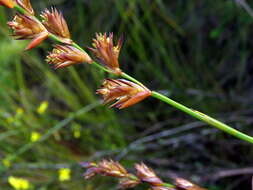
[175, 178, 207, 190]
[41, 8, 72, 44]
[0, 0, 14, 8]
[96, 79, 151, 109]
[135, 163, 163, 186]
[7, 14, 48, 50]
[16, 0, 34, 15]
[46, 45, 92, 69]
[90, 33, 123, 75]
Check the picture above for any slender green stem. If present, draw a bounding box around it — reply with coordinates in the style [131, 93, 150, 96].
[14, 5, 26, 14]
[12, 4, 253, 145]
[152, 91, 253, 144]
[121, 72, 144, 86]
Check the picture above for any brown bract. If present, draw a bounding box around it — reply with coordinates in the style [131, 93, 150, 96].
[8, 14, 48, 50]
[41, 8, 72, 44]
[0, 0, 14, 8]
[119, 177, 141, 189]
[97, 79, 151, 109]
[16, 0, 34, 15]
[46, 45, 92, 69]
[175, 178, 208, 190]
[89, 33, 123, 75]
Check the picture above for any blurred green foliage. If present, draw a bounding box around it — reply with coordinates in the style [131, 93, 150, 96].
[0, 0, 253, 189]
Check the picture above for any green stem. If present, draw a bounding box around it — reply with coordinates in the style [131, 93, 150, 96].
[151, 91, 253, 144]
[121, 72, 144, 86]
[14, 5, 26, 14]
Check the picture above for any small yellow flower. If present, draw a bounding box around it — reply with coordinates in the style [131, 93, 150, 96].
[58, 168, 71, 182]
[2, 158, 11, 168]
[6, 116, 15, 124]
[16, 108, 24, 116]
[30, 131, 41, 142]
[37, 101, 48, 114]
[8, 176, 30, 190]
[72, 124, 81, 139]
[73, 130, 81, 139]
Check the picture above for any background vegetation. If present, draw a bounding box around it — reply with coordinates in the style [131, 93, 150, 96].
[0, 0, 253, 189]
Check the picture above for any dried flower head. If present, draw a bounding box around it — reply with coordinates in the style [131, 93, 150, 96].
[41, 8, 72, 44]
[81, 160, 140, 189]
[16, 0, 34, 15]
[46, 45, 92, 69]
[97, 79, 151, 109]
[0, 0, 14, 8]
[8, 14, 48, 50]
[90, 33, 123, 75]
[135, 163, 163, 186]
[81, 160, 129, 179]
[175, 178, 207, 190]
[119, 177, 141, 189]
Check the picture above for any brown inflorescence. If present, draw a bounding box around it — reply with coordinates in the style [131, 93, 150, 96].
[0, 0, 14, 8]
[96, 79, 151, 109]
[89, 33, 123, 75]
[81, 160, 208, 190]
[135, 163, 164, 186]
[8, 13, 48, 50]
[16, 0, 34, 15]
[46, 45, 92, 69]
[81, 160, 140, 189]
[174, 178, 208, 190]
[41, 8, 72, 44]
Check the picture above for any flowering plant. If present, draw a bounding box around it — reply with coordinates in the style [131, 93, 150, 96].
[1, 0, 253, 189]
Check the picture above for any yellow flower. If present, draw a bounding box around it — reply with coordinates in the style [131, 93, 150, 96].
[37, 101, 48, 114]
[2, 158, 11, 168]
[58, 168, 71, 182]
[73, 130, 81, 139]
[8, 176, 30, 190]
[6, 116, 15, 124]
[16, 108, 24, 116]
[30, 132, 41, 142]
[72, 124, 81, 139]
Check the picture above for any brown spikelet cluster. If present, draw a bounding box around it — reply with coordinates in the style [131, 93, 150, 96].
[89, 33, 123, 75]
[81, 160, 208, 190]
[82, 160, 140, 189]
[7, 14, 48, 50]
[46, 45, 92, 69]
[41, 8, 72, 44]
[96, 79, 151, 109]
[3, 0, 150, 109]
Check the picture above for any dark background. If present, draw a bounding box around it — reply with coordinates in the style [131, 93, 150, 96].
[0, 0, 253, 189]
